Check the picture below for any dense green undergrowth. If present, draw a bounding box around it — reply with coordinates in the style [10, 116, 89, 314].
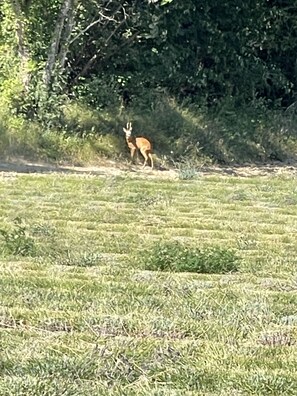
[1, 95, 297, 166]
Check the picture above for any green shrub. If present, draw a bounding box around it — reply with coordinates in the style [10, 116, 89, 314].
[140, 241, 240, 274]
[0, 217, 36, 256]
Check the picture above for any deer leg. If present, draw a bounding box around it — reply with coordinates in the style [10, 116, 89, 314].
[148, 153, 154, 169]
[140, 149, 149, 169]
[136, 150, 140, 164]
[130, 147, 136, 164]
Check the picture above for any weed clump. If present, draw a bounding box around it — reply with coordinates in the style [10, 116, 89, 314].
[141, 241, 240, 274]
[0, 217, 36, 256]
[175, 157, 202, 180]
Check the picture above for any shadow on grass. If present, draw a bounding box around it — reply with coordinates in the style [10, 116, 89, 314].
[0, 160, 107, 175]
[0, 158, 172, 176]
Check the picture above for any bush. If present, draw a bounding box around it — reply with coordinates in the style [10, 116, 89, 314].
[0, 217, 36, 256]
[140, 241, 240, 274]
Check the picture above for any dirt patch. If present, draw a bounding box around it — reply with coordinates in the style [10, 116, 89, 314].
[0, 158, 297, 179]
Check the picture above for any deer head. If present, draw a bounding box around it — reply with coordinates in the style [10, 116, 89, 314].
[123, 122, 132, 138]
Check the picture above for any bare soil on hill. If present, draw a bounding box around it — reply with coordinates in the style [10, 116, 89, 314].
[0, 158, 296, 179]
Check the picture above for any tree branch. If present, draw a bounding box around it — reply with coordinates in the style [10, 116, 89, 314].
[70, 17, 102, 45]
[70, 3, 123, 45]
[72, 15, 127, 84]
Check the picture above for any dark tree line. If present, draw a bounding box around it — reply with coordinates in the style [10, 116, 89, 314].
[1, 0, 297, 116]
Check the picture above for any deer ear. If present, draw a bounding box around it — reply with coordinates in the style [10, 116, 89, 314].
[123, 127, 127, 133]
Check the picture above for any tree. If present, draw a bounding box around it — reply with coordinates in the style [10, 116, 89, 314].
[1, 0, 297, 120]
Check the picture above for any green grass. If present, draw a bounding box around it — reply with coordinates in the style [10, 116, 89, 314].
[0, 170, 297, 395]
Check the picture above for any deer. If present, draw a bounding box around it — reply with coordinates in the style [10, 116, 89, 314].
[123, 122, 154, 169]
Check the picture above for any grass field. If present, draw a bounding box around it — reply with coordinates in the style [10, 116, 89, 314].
[0, 166, 297, 395]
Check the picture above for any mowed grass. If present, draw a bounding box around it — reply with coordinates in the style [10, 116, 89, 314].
[0, 169, 297, 395]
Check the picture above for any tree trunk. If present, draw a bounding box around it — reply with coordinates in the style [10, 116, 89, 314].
[58, 0, 76, 70]
[43, 0, 75, 89]
[10, 0, 31, 91]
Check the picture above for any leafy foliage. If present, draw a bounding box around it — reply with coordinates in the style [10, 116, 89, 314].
[140, 241, 240, 274]
[2, 0, 297, 107]
[0, 217, 36, 256]
[1, 0, 297, 163]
